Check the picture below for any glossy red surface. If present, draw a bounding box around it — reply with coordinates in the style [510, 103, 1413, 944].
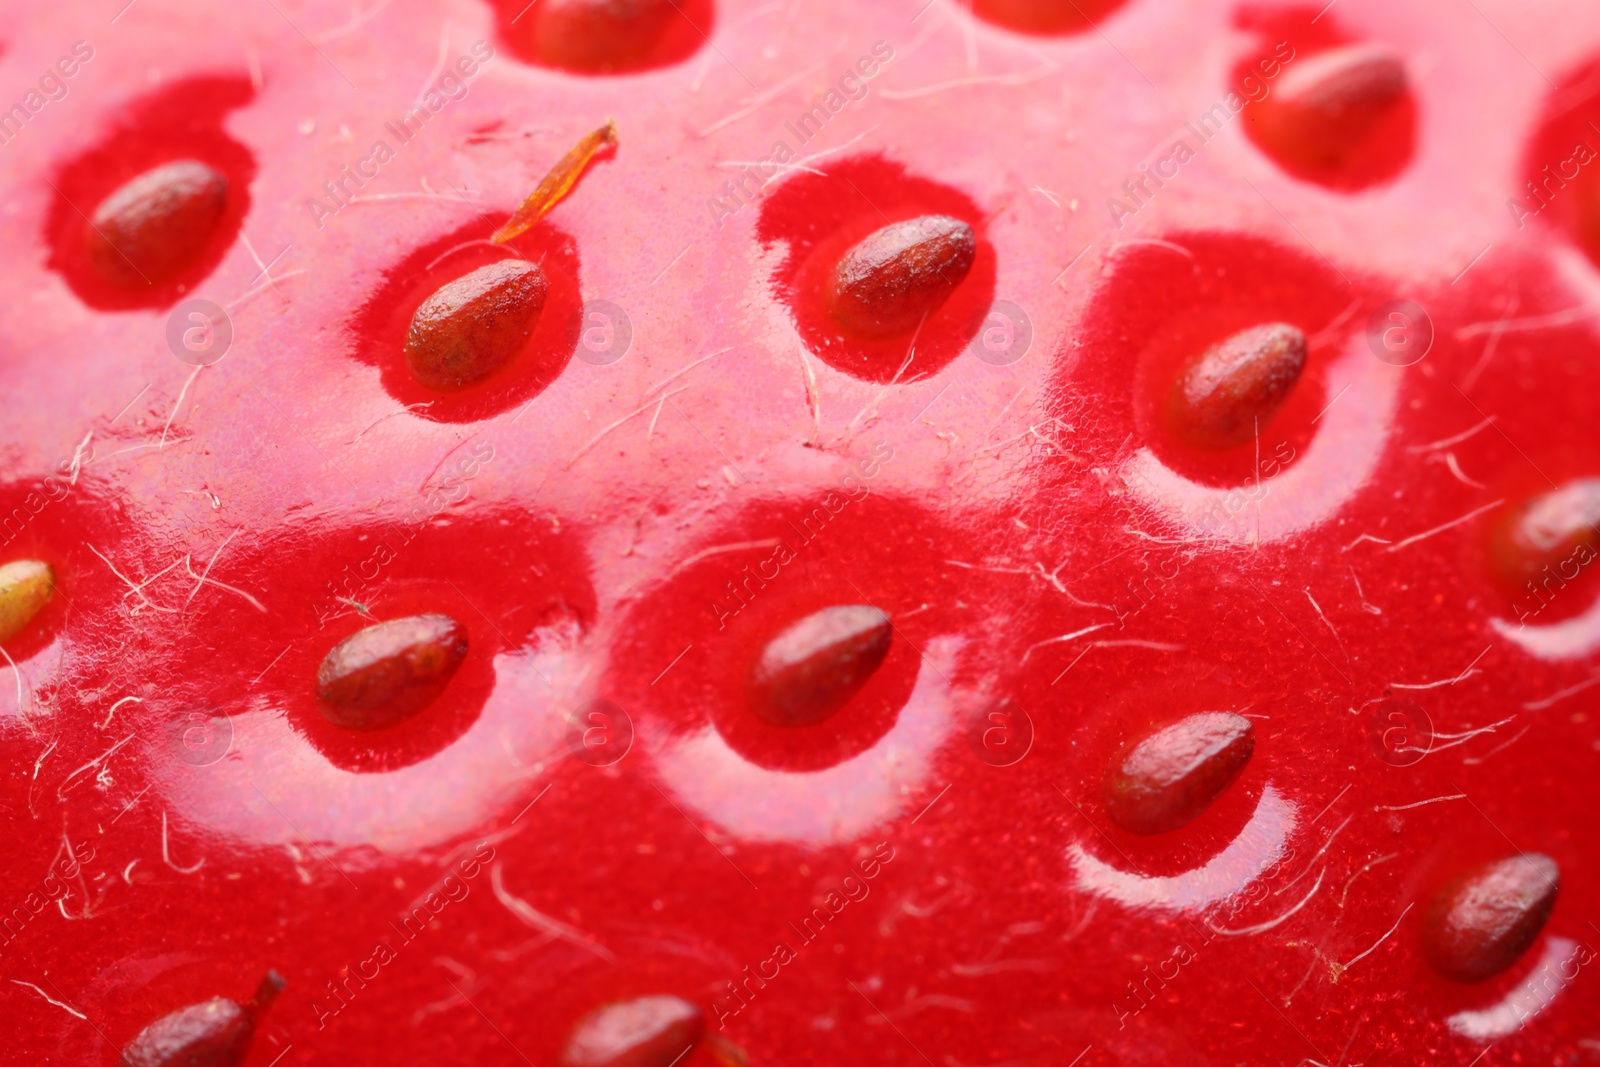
[0, 0, 1598, 1063]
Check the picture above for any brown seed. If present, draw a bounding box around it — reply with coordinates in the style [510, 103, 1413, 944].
[86, 160, 229, 287]
[968, 0, 1114, 34]
[826, 215, 976, 338]
[404, 260, 548, 391]
[1168, 322, 1307, 448]
[122, 972, 284, 1067]
[1256, 45, 1408, 170]
[1494, 478, 1600, 583]
[0, 559, 54, 644]
[531, 0, 683, 73]
[746, 605, 893, 727]
[1104, 711, 1255, 835]
[316, 614, 468, 730]
[1422, 854, 1559, 983]
[560, 995, 704, 1067]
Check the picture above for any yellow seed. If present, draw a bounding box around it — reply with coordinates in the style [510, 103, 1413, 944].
[0, 560, 54, 644]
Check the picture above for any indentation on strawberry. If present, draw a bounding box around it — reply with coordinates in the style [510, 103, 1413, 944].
[350, 215, 582, 423]
[0, 478, 129, 726]
[1084, 233, 1353, 488]
[604, 491, 979, 841]
[44, 75, 255, 311]
[756, 155, 995, 383]
[1484, 479, 1600, 617]
[1235, 7, 1416, 190]
[137, 509, 592, 785]
[487, 0, 715, 75]
[1039, 232, 1405, 548]
[1062, 670, 1278, 882]
[614, 496, 937, 773]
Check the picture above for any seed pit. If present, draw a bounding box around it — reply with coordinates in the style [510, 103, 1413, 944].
[351, 215, 582, 423]
[1422, 854, 1559, 983]
[756, 155, 996, 383]
[1236, 15, 1416, 190]
[1258, 45, 1407, 165]
[1491, 478, 1600, 589]
[1104, 711, 1255, 835]
[45, 75, 255, 310]
[1103, 233, 1350, 490]
[1518, 51, 1600, 273]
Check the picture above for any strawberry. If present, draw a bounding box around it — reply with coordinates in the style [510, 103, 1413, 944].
[0, 0, 1598, 1065]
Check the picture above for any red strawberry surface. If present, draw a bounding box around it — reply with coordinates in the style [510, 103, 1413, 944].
[0, 0, 1598, 1064]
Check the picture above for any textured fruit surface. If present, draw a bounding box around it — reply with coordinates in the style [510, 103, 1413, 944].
[2, 0, 1600, 1065]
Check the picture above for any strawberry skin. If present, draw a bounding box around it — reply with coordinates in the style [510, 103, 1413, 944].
[0, 0, 1598, 1065]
